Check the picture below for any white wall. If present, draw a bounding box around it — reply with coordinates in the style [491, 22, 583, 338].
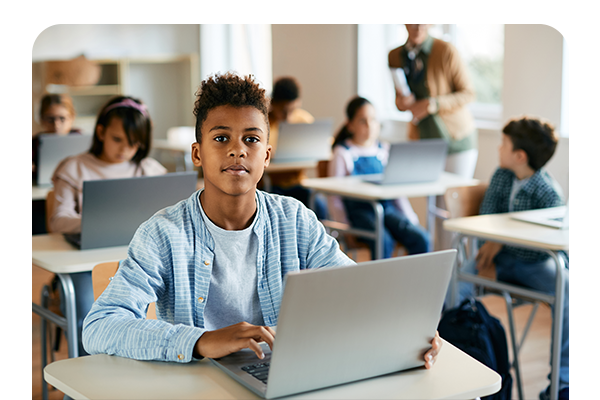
[271, 24, 357, 132]
[32, 25, 200, 61]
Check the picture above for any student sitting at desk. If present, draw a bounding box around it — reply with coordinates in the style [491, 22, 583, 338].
[82, 72, 442, 367]
[49, 95, 166, 356]
[263, 76, 328, 219]
[453, 116, 569, 400]
[328, 96, 431, 260]
[32, 93, 81, 182]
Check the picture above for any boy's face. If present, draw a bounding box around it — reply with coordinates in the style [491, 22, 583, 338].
[498, 133, 523, 170]
[191, 105, 271, 198]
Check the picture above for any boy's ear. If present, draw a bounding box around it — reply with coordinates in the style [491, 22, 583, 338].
[264, 144, 272, 168]
[191, 142, 202, 167]
[514, 148, 528, 165]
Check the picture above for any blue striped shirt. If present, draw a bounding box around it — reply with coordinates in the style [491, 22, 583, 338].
[82, 190, 354, 362]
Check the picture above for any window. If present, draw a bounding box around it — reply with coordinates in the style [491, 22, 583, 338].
[357, 24, 504, 124]
[200, 24, 272, 91]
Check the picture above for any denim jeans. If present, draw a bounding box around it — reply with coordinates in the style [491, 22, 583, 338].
[343, 199, 431, 259]
[449, 251, 569, 389]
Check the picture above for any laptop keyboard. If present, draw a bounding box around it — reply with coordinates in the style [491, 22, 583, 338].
[241, 361, 270, 383]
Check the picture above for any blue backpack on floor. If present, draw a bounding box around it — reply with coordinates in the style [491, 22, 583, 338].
[437, 298, 513, 400]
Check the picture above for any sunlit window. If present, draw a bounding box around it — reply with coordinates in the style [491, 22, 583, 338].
[357, 24, 504, 124]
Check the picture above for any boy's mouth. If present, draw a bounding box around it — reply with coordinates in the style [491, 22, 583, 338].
[223, 164, 249, 174]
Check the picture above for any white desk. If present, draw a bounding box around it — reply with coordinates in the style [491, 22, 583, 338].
[443, 207, 568, 400]
[32, 233, 129, 358]
[33, 184, 51, 201]
[44, 340, 500, 400]
[302, 172, 478, 259]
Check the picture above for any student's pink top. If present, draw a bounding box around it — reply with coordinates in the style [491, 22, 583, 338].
[49, 152, 167, 233]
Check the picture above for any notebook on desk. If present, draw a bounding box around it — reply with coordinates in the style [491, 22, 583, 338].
[210, 249, 456, 399]
[36, 134, 93, 186]
[361, 139, 448, 185]
[63, 171, 197, 250]
[271, 119, 334, 163]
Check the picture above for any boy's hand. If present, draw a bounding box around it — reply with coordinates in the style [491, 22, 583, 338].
[424, 331, 442, 369]
[475, 242, 503, 272]
[195, 322, 276, 360]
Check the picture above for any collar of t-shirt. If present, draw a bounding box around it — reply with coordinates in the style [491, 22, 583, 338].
[509, 176, 531, 212]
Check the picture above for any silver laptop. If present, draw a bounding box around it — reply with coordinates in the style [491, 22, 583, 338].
[511, 203, 569, 230]
[271, 119, 333, 163]
[36, 134, 93, 186]
[64, 171, 197, 250]
[362, 139, 448, 185]
[210, 249, 456, 399]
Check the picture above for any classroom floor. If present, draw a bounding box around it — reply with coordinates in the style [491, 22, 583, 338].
[32, 257, 553, 400]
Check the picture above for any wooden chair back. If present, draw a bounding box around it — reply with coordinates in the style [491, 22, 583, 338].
[444, 183, 492, 278]
[444, 183, 489, 219]
[45, 189, 55, 233]
[92, 261, 156, 319]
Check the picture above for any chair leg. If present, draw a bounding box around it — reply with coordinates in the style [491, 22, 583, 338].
[40, 285, 50, 400]
[503, 292, 524, 400]
[517, 301, 540, 354]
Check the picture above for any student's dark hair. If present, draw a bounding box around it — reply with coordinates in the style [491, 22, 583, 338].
[40, 93, 76, 119]
[332, 96, 372, 149]
[271, 76, 301, 103]
[89, 96, 152, 165]
[502, 116, 558, 171]
[193, 72, 270, 143]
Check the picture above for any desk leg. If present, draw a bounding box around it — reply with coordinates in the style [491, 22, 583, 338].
[547, 251, 566, 400]
[372, 201, 384, 260]
[57, 274, 79, 359]
[427, 195, 436, 245]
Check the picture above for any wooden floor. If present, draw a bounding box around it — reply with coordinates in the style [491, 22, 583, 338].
[32, 255, 553, 400]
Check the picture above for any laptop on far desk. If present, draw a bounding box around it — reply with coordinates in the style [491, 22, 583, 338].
[361, 139, 448, 185]
[211, 249, 457, 399]
[510, 203, 569, 230]
[271, 119, 334, 163]
[64, 171, 197, 250]
[36, 134, 93, 186]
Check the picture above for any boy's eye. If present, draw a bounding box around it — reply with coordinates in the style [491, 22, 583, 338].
[214, 135, 228, 142]
[245, 136, 259, 143]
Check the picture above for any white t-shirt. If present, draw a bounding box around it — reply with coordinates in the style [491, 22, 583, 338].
[199, 195, 264, 331]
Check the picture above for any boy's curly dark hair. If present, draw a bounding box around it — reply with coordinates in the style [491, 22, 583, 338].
[193, 73, 270, 143]
[502, 116, 558, 171]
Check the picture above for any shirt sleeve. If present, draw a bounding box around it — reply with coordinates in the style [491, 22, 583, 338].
[82, 224, 204, 362]
[49, 176, 82, 233]
[479, 169, 507, 215]
[434, 41, 476, 113]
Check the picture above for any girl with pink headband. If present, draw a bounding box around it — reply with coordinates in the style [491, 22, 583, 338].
[47, 96, 167, 357]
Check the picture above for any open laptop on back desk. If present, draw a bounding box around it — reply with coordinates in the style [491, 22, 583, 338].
[361, 139, 448, 185]
[271, 119, 334, 163]
[64, 171, 197, 250]
[36, 134, 93, 186]
[211, 249, 456, 399]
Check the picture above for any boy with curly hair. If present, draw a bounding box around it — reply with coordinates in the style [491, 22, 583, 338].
[82, 72, 443, 367]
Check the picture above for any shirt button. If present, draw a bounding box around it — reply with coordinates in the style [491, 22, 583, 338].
[198, 296, 204, 303]
[204, 260, 210, 266]
[178, 354, 184, 360]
